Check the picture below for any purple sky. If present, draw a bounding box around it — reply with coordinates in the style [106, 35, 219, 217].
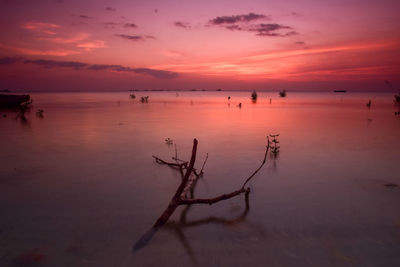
[0, 0, 399, 91]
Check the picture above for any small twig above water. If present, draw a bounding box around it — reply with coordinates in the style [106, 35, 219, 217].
[140, 96, 149, 103]
[36, 109, 44, 118]
[165, 138, 173, 146]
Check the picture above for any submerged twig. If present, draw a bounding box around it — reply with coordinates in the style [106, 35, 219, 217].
[199, 153, 208, 175]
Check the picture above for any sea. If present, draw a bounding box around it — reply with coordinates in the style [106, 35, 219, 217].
[0, 91, 399, 266]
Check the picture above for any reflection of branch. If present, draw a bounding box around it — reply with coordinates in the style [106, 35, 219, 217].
[164, 193, 251, 265]
[165, 190, 267, 265]
[133, 136, 277, 252]
[174, 191, 250, 228]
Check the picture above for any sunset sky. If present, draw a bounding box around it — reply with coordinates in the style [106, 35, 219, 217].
[0, 0, 399, 91]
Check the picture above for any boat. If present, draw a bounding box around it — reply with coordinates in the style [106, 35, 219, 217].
[251, 90, 257, 101]
[0, 94, 31, 108]
[334, 90, 347, 93]
[279, 90, 287, 97]
[395, 93, 400, 104]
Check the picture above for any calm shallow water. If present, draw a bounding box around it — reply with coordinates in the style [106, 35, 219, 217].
[0, 91, 399, 266]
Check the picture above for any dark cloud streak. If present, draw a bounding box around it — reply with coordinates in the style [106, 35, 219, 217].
[144, 35, 156, 40]
[0, 57, 18, 65]
[174, 21, 191, 29]
[115, 34, 144, 41]
[0, 56, 178, 79]
[207, 13, 296, 37]
[209, 13, 268, 25]
[249, 24, 297, 37]
[104, 22, 119, 28]
[79, 14, 93, 19]
[24, 59, 88, 69]
[289, 12, 301, 16]
[115, 34, 155, 41]
[225, 25, 242, 31]
[124, 23, 137, 28]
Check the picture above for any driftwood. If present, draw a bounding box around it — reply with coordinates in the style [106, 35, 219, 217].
[133, 135, 277, 252]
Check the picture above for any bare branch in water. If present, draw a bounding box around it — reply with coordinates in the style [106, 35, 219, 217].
[133, 135, 278, 252]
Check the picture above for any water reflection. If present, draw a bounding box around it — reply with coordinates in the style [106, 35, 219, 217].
[164, 192, 255, 265]
[1, 91, 400, 266]
[134, 168, 268, 266]
[17, 113, 30, 126]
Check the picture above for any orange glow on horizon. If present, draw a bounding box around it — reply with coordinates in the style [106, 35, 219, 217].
[150, 40, 400, 81]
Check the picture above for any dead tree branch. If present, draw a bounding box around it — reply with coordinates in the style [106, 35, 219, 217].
[179, 188, 249, 205]
[133, 135, 277, 252]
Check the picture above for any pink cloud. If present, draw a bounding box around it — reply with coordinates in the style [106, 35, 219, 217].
[76, 40, 106, 51]
[20, 21, 105, 55]
[23, 21, 60, 35]
[39, 33, 89, 44]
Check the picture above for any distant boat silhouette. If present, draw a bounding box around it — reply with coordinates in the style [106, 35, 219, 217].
[394, 93, 400, 103]
[0, 94, 30, 108]
[334, 90, 347, 93]
[279, 90, 286, 97]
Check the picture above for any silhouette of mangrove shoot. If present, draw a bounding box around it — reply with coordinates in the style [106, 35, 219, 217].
[133, 135, 278, 252]
[130, 94, 136, 99]
[36, 109, 44, 118]
[15, 100, 32, 121]
[279, 90, 287, 97]
[165, 138, 173, 146]
[269, 134, 280, 156]
[366, 100, 371, 108]
[251, 90, 257, 102]
[140, 96, 149, 103]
